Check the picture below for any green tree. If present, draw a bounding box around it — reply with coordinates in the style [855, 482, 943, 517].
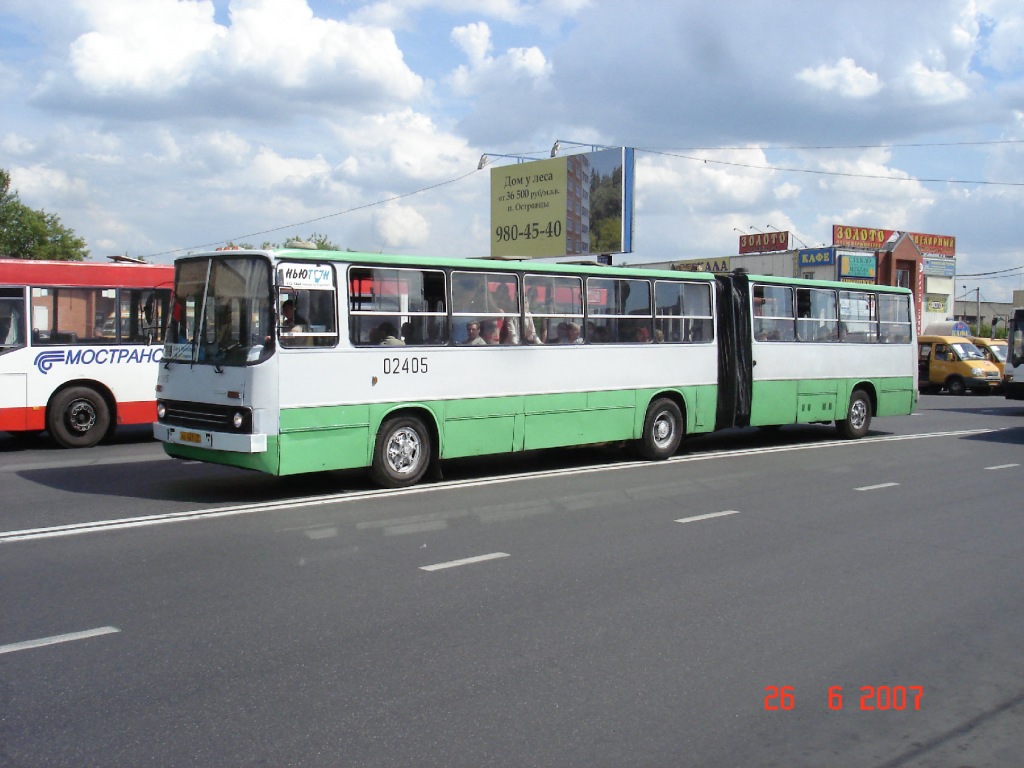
[257, 233, 341, 250]
[0, 167, 89, 261]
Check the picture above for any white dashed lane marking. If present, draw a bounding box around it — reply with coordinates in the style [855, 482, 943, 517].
[0, 626, 120, 655]
[419, 552, 510, 572]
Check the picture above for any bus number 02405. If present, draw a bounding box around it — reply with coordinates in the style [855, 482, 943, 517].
[383, 357, 429, 375]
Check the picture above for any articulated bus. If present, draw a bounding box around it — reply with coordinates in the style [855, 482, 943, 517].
[1006, 307, 1024, 400]
[0, 259, 173, 447]
[153, 249, 917, 486]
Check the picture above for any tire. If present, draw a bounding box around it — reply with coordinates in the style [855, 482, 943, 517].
[836, 389, 871, 440]
[636, 398, 683, 460]
[945, 377, 966, 396]
[47, 386, 110, 448]
[370, 415, 431, 488]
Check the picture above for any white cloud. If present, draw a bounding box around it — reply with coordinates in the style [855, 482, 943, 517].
[358, 0, 591, 26]
[900, 61, 972, 103]
[796, 57, 882, 99]
[451, 21, 491, 65]
[68, 0, 223, 93]
[774, 183, 801, 201]
[976, 0, 1024, 73]
[1, 133, 38, 157]
[193, 130, 254, 170]
[331, 108, 477, 180]
[222, 0, 421, 97]
[373, 203, 430, 247]
[3, 0, 1023, 300]
[448, 21, 551, 96]
[10, 164, 90, 206]
[48, 0, 423, 112]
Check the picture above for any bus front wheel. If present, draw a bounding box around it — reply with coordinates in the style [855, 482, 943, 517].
[637, 398, 683, 460]
[47, 386, 110, 448]
[370, 415, 432, 488]
[836, 389, 871, 440]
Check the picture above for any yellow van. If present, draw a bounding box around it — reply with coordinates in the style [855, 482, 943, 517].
[918, 335, 1002, 395]
[969, 337, 1007, 379]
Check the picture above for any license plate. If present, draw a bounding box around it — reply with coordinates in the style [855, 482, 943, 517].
[179, 430, 203, 444]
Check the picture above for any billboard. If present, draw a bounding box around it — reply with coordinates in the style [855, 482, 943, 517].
[832, 224, 956, 255]
[738, 231, 789, 254]
[488, 147, 634, 259]
[839, 252, 877, 283]
[922, 257, 956, 277]
[671, 258, 732, 273]
[797, 247, 836, 267]
[833, 225, 894, 250]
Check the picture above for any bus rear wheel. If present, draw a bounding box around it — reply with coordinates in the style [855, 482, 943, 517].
[370, 415, 432, 488]
[47, 386, 110, 448]
[637, 398, 683, 460]
[836, 389, 871, 440]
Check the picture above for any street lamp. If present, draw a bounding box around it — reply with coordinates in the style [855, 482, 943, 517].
[550, 139, 618, 157]
[767, 224, 809, 248]
[961, 284, 981, 334]
[477, 153, 536, 170]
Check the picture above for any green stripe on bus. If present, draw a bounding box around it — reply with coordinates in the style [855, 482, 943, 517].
[263, 385, 717, 475]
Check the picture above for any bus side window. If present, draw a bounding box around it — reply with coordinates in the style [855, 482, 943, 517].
[0, 289, 26, 347]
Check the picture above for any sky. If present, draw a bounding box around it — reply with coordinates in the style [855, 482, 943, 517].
[1, 0, 1023, 303]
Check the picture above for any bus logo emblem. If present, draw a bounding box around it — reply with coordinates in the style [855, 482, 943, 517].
[34, 350, 66, 374]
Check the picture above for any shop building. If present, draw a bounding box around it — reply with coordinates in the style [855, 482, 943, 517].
[636, 225, 958, 334]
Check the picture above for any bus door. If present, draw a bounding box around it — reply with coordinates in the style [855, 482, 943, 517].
[746, 282, 801, 426]
[0, 287, 29, 431]
[714, 274, 753, 430]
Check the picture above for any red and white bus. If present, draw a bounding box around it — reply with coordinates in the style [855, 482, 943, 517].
[0, 258, 173, 447]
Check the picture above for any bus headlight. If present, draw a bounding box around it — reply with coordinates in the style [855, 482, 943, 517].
[157, 402, 166, 419]
[971, 367, 984, 377]
[233, 411, 245, 430]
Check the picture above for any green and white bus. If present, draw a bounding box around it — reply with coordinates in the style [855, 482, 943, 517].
[153, 249, 917, 487]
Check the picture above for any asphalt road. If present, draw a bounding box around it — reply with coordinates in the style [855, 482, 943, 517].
[2, 395, 1022, 767]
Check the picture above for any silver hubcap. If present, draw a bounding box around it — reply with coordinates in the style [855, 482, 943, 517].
[653, 411, 676, 449]
[386, 427, 422, 475]
[849, 399, 867, 430]
[67, 400, 97, 434]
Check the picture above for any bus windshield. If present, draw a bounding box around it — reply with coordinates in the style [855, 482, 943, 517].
[164, 255, 272, 366]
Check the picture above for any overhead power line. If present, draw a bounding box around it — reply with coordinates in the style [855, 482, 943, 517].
[958, 265, 1024, 277]
[637, 148, 1024, 187]
[144, 168, 480, 259]
[143, 138, 1023, 259]
[641, 139, 1024, 151]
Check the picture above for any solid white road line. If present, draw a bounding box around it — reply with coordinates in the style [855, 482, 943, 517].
[419, 552, 510, 572]
[675, 510, 741, 524]
[0, 428, 1000, 544]
[855, 482, 900, 491]
[0, 626, 120, 655]
[985, 463, 1020, 470]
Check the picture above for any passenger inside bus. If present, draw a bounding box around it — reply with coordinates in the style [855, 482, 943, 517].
[378, 322, 405, 345]
[462, 321, 486, 345]
[0, 300, 24, 346]
[281, 299, 308, 331]
[480, 320, 500, 344]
